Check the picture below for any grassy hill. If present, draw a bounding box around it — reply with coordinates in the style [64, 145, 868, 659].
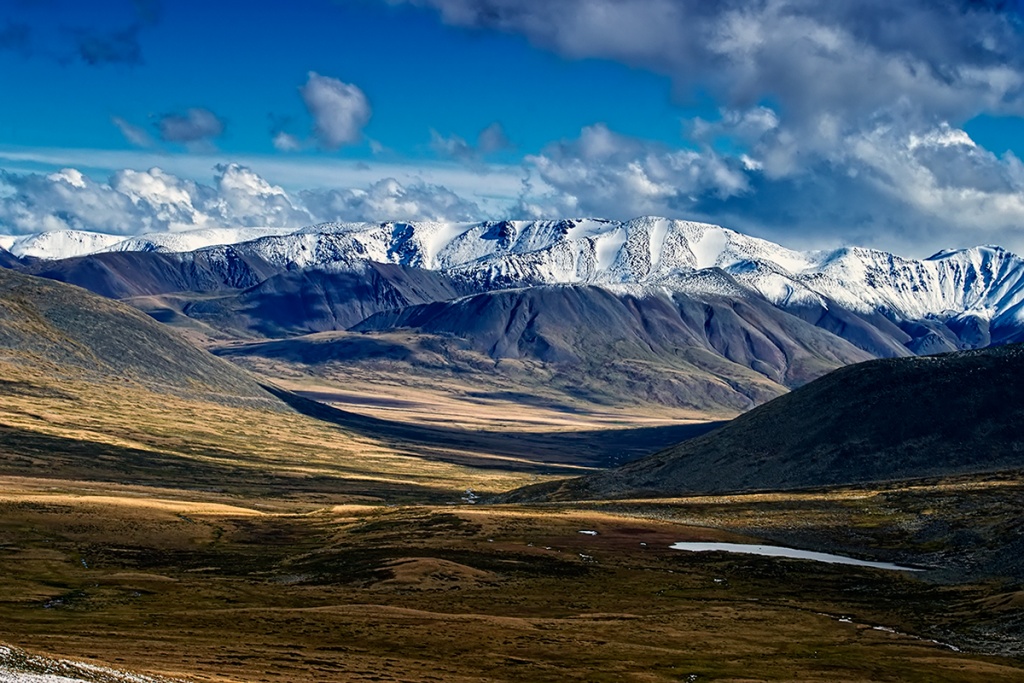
[0, 269, 542, 501]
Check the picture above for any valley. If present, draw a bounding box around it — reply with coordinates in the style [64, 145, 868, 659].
[6, 0, 1024, 677]
[1, 474, 1023, 682]
[1, 221, 1023, 681]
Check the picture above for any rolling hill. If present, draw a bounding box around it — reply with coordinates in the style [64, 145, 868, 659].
[503, 344, 1024, 501]
[0, 268, 557, 499]
[0, 266, 274, 404]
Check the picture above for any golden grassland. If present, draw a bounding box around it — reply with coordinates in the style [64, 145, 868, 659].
[0, 476, 1023, 683]
[0, 359, 548, 502]
[1, 328, 1022, 681]
[216, 349, 727, 431]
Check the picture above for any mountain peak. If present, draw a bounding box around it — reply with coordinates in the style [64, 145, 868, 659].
[6, 217, 1024, 325]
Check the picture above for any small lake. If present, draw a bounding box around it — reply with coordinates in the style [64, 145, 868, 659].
[669, 542, 923, 571]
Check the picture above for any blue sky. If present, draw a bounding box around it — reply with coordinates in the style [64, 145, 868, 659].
[4, 0, 1024, 255]
[0, 1, 693, 158]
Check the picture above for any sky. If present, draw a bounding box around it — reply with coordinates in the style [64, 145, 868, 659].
[4, 0, 1024, 255]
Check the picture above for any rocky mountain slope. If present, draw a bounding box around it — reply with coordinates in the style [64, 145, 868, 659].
[11, 218, 1024, 339]
[18, 248, 283, 299]
[349, 284, 873, 411]
[180, 262, 471, 338]
[126, 218, 1024, 335]
[0, 226, 296, 260]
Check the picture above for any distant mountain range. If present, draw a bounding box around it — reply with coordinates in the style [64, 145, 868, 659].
[4, 217, 1024, 413]
[5, 217, 1024, 332]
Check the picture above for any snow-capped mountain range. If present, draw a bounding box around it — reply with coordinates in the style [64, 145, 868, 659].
[0, 226, 297, 260]
[5, 216, 1024, 329]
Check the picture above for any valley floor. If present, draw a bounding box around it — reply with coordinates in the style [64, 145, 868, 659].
[0, 475, 1021, 682]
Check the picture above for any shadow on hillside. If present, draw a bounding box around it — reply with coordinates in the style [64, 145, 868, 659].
[263, 385, 724, 472]
[0, 424, 456, 503]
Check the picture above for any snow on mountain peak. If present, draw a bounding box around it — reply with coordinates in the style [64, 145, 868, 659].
[6, 230, 126, 259]
[7, 217, 1024, 325]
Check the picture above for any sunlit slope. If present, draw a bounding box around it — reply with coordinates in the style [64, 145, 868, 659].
[0, 269, 540, 500]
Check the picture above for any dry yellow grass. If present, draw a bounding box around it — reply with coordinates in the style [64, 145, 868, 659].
[0, 481, 1021, 682]
[0, 359, 548, 500]
[224, 353, 724, 431]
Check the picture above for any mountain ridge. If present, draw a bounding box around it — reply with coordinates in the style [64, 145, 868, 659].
[8, 217, 1024, 334]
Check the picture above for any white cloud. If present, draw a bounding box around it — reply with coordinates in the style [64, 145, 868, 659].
[0, 146, 529, 209]
[300, 177, 482, 223]
[272, 131, 303, 152]
[0, 163, 489, 235]
[396, 0, 1024, 246]
[400, 0, 1024, 128]
[300, 72, 372, 149]
[519, 123, 749, 219]
[205, 163, 312, 227]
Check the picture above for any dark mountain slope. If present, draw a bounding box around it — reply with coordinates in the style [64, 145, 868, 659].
[0, 246, 21, 269]
[20, 248, 281, 299]
[182, 263, 468, 337]
[505, 344, 1024, 501]
[356, 285, 874, 386]
[0, 268, 274, 405]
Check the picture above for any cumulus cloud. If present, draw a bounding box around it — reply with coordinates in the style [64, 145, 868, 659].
[391, 0, 1024, 251]
[300, 177, 482, 222]
[300, 72, 372, 149]
[395, 0, 1024, 175]
[0, 165, 485, 236]
[513, 120, 1024, 253]
[0, 165, 309, 235]
[518, 123, 749, 218]
[204, 163, 313, 227]
[399, 0, 1024, 127]
[158, 108, 225, 145]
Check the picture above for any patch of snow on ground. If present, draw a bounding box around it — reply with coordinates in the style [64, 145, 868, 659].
[7, 231, 125, 260]
[0, 645, 184, 683]
[647, 218, 671, 270]
[105, 226, 300, 254]
[670, 542, 922, 571]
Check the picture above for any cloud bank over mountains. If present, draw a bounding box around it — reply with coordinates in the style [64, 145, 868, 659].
[389, 0, 1024, 252]
[0, 164, 484, 235]
[5, 0, 1024, 255]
